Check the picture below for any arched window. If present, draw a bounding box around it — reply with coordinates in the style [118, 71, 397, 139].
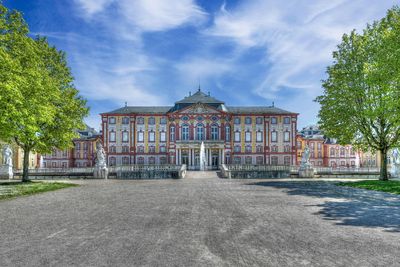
[211, 124, 219, 140]
[182, 124, 189, 141]
[196, 124, 204, 140]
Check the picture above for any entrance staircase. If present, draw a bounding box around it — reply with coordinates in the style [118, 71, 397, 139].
[185, 171, 219, 179]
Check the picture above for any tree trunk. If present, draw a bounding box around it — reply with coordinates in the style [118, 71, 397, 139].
[22, 147, 30, 182]
[379, 149, 388, 181]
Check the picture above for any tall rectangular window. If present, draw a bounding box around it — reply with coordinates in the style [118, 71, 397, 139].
[245, 132, 251, 142]
[211, 126, 219, 140]
[196, 125, 204, 140]
[271, 156, 278, 165]
[122, 131, 129, 142]
[149, 132, 155, 142]
[137, 132, 144, 142]
[271, 131, 277, 142]
[271, 117, 277, 124]
[234, 132, 240, 142]
[256, 132, 262, 142]
[234, 117, 241, 125]
[170, 126, 175, 141]
[182, 126, 189, 141]
[160, 132, 166, 142]
[109, 117, 116, 124]
[109, 131, 116, 142]
[225, 126, 230, 141]
[284, 131, 290, 142]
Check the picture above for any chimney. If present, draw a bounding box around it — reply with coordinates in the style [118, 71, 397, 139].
[125, 101, 128, 107]
[189, 91, 191, 96]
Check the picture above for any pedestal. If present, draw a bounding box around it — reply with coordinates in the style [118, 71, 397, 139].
[94, 166, 108, 179]
[0, 165, 13, 179]
[299, 166, 314, 178]
[391, 164, 400, 178]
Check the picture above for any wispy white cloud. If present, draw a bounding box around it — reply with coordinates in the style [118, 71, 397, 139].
[74, 0, 207, 32]
[73, 0, 114, 16]
[205, 0, 399, 126]
[49, 0, 400, 128]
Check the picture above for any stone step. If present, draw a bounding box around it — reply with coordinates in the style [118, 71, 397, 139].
[185, 171, 219, 179]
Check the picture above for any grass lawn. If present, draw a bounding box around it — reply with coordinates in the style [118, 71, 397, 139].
[0, 181, 77, 200]
[337, 180, 400, 195]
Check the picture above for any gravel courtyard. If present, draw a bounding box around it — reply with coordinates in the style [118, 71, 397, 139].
[0, 177, 399, 267]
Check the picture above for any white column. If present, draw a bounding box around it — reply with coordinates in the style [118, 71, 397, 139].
[178, 149, 181, 165]
[209, 149, 212, 167]
[175, 149, 178, 165]
[222, 148, 225, 164]
[189, 149, 192, 166]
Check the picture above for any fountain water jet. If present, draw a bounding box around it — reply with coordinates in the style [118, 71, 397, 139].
[200, 141, 206, 171]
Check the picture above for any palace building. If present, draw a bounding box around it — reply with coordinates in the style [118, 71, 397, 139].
[101, 89, 298, 170]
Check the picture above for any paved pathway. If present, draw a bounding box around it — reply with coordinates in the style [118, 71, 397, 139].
[0, 178, 399, 266]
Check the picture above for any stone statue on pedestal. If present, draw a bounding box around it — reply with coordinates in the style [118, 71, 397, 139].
[300, 145, 311, 168]
[391, 148, 400, 178]
[299, 145, 314, 178]
[94, 142, 108, 179]
[0, 145, 13, 179]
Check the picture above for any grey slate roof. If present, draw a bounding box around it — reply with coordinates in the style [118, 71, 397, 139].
[102, 106, 173, 115]
[226, 106, 296, 114]
[175, 90, 225, 104]
[102, 105, 295, 115]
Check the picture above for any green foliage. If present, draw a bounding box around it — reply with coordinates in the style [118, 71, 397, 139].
[316, 6, 400, 180]
[0, 4, 89, 181]
[337, 180, 400, 195]
[0, 181, 78, 200]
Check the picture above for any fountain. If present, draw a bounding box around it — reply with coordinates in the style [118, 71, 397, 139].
[200, 141, 206, 171]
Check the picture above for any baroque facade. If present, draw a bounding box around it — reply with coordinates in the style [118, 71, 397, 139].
[42, 126, 100, 168]
[297, 125, 380, 168]
[101, 90, 298, 169]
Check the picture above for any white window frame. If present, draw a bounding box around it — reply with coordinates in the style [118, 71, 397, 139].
[245, 131, 251, 142]
[138, 131, 144, 142]
[149, 131, 155, 142]
[234, 131, 240, 142]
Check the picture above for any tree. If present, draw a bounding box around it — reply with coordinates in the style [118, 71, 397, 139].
[0, 4, 89, 181]
[316, 6, 400, 180]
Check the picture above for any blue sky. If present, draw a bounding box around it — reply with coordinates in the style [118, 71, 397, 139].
[4, 0, 399, 130]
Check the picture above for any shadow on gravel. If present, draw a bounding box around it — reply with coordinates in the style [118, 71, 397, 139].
[249, 181, 400, 232]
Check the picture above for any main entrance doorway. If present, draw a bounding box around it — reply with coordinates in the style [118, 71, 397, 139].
[211, 154, 219, 170]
